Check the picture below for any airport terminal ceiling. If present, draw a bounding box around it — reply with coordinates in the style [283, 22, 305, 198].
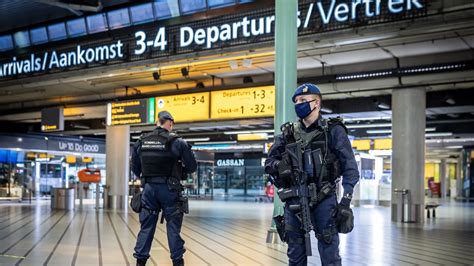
[0, 0, 473, 153]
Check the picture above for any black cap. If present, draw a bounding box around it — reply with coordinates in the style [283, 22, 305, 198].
[158, 111, 174, 122]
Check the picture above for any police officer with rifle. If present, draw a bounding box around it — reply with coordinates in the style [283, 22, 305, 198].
[132, 111, 197, 266]
[265, 84, 360, 266]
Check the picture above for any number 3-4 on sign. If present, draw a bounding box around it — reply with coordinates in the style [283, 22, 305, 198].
[134, 27, 167, 55]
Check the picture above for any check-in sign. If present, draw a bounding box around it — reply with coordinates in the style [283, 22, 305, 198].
[211, 86, 275, 120]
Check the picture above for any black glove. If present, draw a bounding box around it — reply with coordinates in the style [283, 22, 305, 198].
[335, 195, 354, 234]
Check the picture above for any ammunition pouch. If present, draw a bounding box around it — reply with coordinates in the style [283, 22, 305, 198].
[277, 153, 294, 188]
[316, 226, 338, 244]
[130, 190, 142, 213]
[273, 215, 287, 242]
[277, 182, 335, 207]
[277, 187, 300, 202]
[179, 195, 189, 214]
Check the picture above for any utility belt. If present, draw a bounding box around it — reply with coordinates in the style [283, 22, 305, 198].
[135, 176, 189, 222]
[143, 176, 168, 184]
[143, 175, 182, 186]
[277, 181, 335, 207]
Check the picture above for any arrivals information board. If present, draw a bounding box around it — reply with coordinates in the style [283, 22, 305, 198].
[156, 92, 210, 122]
[210, 86, 275, 120]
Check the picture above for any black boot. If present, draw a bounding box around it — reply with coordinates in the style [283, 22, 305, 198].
[136, 259, 147, 266]
[173, 258, 184, 266]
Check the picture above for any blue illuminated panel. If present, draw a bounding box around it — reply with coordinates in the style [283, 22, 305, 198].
[130, 3, 154, 24]
[87, 14, 108, 33]
[67, 18, 87, 37]
[154, 0, 180, 20]
[13, 31, 30, 48]
[0, 35, 14, 51]
[30, 27, 48, 45]
[180, 0, 206, 14]
[48, 23, 67, 41]
[208, 0, 235, 8]
[107, 8, 130, 29]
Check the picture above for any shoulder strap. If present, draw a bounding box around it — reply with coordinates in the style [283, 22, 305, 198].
[139, 131, 154, 140]
[328, 117, 348, 134]
[292, 122, 303, 143]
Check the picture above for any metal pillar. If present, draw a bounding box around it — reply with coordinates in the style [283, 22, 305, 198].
[267, 0, 298, 244]
[456, 155, 463, 199]
[391, 88, 426, 223]
[105, 125, 130, 210]
[440, 159, 447, 198]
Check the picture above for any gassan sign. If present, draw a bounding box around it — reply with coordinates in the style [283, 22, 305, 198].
[0, 0, 425, 78]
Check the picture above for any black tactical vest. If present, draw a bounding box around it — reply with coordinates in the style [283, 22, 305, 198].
[281, 117, 346, 184]
[139, 129, 181, 179]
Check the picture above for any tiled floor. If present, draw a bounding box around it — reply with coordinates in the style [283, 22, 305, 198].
[0, 199, 473, 265]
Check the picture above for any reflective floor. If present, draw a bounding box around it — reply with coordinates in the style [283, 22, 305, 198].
[0, 199, 473, 265]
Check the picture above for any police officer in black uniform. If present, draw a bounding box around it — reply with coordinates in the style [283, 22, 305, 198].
[265, 83, 360, 266]
[132, 111, 197, 266]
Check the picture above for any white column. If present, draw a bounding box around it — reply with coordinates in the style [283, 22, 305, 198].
[105, 125, 130, 210]
[391, 88, 426, 223]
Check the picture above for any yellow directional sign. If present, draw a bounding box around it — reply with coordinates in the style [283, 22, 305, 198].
[352, 139, 371, 150]
[156, 92, 210, 122]
[210, 86, 275, 119]
[374, 138, 392, 150]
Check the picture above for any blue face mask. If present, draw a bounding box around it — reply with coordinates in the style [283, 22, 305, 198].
[295, 99, 317, 119]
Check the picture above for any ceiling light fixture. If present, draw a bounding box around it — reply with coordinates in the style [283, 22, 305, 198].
[243, 76, 253, 83]
[196, 82, 205, 89]
[425, 132, 453, 137]
[229, 60, 238, 70]
[320, 107, 333, 114]
[152, 71, 160, 81]
[183, 137, 211, 142]
[181, 67, 189, 77]
[242, 58, 253, 68]
[194, 140, 238, 145]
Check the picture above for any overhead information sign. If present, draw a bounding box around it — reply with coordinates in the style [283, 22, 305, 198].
[211, 86, 275, 120]
[0, 1, 427, 80]
[352, 139, 371, 150]
[374, 138, 392, 150]
[41, 107, 64, 132]
[107, 98, 155, 126]
[156, 92, 209, 122]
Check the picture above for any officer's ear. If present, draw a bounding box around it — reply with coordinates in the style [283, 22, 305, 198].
[313, 95, 321, 109]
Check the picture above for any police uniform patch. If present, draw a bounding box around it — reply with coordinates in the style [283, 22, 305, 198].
[303, 86, 308, 93]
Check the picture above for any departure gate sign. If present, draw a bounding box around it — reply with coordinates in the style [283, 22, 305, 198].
[106, 98, 155, 126]
[155, 92, 210, 122]
[211, 86, 275, 120]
